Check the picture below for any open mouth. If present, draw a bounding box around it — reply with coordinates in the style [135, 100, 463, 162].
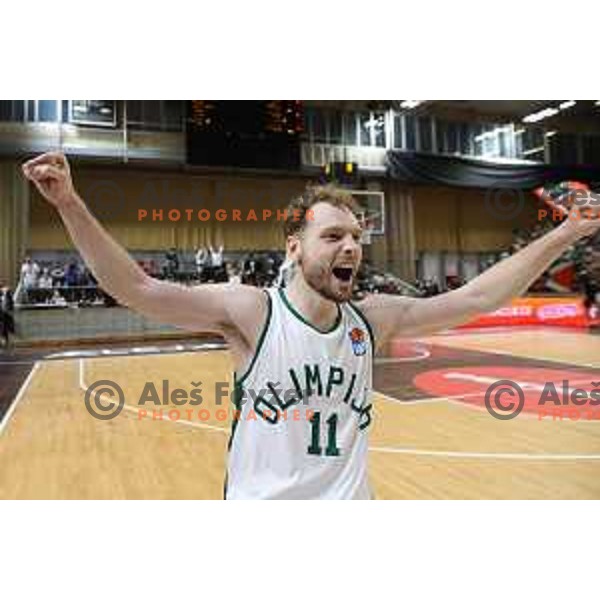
[332, 267, 354, 282]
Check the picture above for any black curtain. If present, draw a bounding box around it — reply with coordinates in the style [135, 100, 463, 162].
[386, 151, 600, 190]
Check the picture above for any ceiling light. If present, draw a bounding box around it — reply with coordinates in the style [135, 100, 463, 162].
[522, 102, 575, 123]
[523, 107, 559, 123]
[523, 146, 545, 156]
[539, 108, 559, 119]
[559, 100, 576, 110]
[399, 100, 423, 109]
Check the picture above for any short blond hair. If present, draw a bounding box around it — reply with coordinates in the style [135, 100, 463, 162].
[283, 184, 361, 238]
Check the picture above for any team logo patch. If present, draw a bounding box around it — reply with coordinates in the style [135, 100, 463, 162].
[349, 327, 367, 356]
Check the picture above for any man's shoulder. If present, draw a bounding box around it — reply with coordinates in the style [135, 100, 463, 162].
[354, 293, 414, 313]
[205, 283, 270, 329]
[352, 294, 417, 349]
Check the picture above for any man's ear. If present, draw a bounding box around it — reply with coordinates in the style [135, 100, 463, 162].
[286, 234, 301, 259]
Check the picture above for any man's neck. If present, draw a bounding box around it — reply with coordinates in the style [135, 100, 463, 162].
[285, 276, 339, 331]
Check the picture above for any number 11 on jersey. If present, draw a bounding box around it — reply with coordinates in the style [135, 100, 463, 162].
[307, 411, 340, 456]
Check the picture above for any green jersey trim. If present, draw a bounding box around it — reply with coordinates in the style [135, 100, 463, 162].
[224, 372, 243, 499]
[278, 288, 342, 335]
[236, 289, 273, 387]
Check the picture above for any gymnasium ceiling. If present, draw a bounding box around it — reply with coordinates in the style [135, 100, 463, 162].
[306, 100, 600, 131]
[430, 100, 600, 120]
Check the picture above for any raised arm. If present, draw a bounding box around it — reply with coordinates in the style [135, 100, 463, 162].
[21, 152, 263, 337]
[359, 193, 600, 346]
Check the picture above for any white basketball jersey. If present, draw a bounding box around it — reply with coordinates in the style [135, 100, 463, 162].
[225, 287, 374, 500]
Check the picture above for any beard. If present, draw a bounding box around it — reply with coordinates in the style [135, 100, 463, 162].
[299, 258, 354, 303]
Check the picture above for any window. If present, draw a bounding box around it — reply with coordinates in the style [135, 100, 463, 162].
[514, 128, 524, 157]
[418, 116, 432, 152]
[0, 101, 13, 121]
[16, 100, 63, 123]
[498, 128, 510, 157]
[446, 122, 458, 154]
[38, 100, 57, 122]
[372, 112, 385, 147]
[306, 106, 327, 143]
[519, 127, 545, 161]
[359, 112, 371, 146]
[434, 119, 446, 154]
[342, 112, 357, 146]
[458, 122, 472, 155]
[329, 110, 343, 145]
[126, 101, 182, 132]
[471, 123, 484, 156]
[0, 100, 25, 122]
[405, 114, 416, 150]
[474, 123, 511, 158]
[359, 111, 385, 147]
[393, 114, 404, 149]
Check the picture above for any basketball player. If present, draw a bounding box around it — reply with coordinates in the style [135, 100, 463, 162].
[21, 152, 600, 499]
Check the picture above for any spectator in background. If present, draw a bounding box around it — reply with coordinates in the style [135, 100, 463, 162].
[38, 268, 54, 303]
[165, 247, 179, 281]
[209, 244, 224, 268]
[265, 251, 283, 286]
[427, 278, 441, 296]
[226, 264, 242, 285]
[16, 256, 41, 304]
[0, 285, 15, 351]
[579, 269, 599, 309]
[243, 252, 259, 286]
[50, 263, 65, 287]
[209, 244, 226, 282]
[79, 267, 96, 305]
[64, 261, 80, 303]
[195, 246, 208, 282]
[51, 288, 67, 306]
[147, 260, 159, 278]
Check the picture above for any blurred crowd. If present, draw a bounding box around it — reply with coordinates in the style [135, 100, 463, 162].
[507, 224, 600, 306]
[411, 223, 600, 306]
[12, 246, 288, 309]
[15, 257, 102, 306]
[11, 226, 600, 315]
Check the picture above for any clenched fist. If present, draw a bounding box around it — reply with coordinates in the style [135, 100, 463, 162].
[536, 181, 600, 240]
[22, 152, 79, 210]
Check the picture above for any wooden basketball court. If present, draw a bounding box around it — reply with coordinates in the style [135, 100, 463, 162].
[1, 328, 599, 499]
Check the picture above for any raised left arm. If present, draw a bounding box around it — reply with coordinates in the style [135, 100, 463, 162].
[358, 194, 600, 348]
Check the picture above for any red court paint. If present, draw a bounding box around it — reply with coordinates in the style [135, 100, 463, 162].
[413, 366, 600, 415]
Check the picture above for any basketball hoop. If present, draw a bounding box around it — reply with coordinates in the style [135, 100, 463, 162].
[360, 215, 374, 245]
[351, 190, 385, 236]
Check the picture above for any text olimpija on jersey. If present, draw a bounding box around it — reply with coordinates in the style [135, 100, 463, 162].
[237, 363, 373, 430]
